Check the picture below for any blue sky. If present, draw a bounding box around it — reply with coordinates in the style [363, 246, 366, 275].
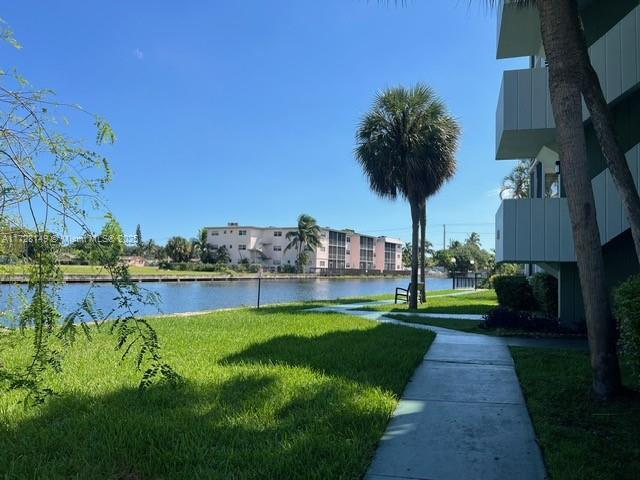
[2, 0, 525, 249]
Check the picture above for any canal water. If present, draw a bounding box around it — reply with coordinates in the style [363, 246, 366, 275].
[0, 276, 452, 326]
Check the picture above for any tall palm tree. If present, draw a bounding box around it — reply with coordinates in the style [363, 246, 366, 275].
[285, 214, 322, 273]
[485, 0, 626, 399]
[467, 232, 482, 247]
[500, 159, 534, 199]
[356, 84, 459, 308]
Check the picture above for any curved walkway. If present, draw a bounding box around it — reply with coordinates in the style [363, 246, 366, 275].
[309, 301, 575, 480]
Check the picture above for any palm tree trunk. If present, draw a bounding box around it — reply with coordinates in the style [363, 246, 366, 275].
[581, 63, 640, 261]
[409, 199, 420, 310]
[538, 0, 621, 400]
[419, 199, 427, 285]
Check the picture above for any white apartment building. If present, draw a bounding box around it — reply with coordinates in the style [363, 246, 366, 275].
[204, 223, 404, 273]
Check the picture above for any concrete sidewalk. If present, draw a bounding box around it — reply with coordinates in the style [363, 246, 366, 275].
[365, 331, 547, 480]
[309, 302, 555, 480]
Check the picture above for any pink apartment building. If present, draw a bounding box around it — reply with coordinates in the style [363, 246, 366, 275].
[204, 223, 404, 273]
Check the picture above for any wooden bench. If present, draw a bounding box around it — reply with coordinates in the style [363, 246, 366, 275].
[395, 282, 425, 304]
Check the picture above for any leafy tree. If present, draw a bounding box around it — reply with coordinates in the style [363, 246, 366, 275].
[402, 242, 413, 268]
[403, 241, 433, 269]
[165, 236, 192, 263]
[433, 233, 493, 274]
[92, 214, 125, 264]
[191, 228, 216, 263]
[356, 84, 459, 308]
[500, 159, 533, 199]
[466, 232, 482, 248]
[285, 214, 322, 273]
[213, 245, 231, 264]
[0, 23, 178, 402]
[135, 224, 143, 252]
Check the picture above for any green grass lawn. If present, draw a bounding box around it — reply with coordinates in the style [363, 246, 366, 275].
[511, 347, 640, 480]
[0, 264, 228, 277]
[354, 290, 498, 315]
[0, 305, 434, 479]
[386, 314, 487, 333]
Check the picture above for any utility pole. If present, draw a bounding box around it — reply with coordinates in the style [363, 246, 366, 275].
[442, 224, 446, 250]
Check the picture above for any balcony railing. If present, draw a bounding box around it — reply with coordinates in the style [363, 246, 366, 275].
[496, 5, 640, 161]
[496, 0, 639, 60]
[495, 144, 640, 263]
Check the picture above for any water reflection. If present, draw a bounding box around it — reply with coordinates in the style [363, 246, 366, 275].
[0, 276, 452, 325]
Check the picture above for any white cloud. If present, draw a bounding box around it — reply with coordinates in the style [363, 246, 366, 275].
[132, 48, 144, 60]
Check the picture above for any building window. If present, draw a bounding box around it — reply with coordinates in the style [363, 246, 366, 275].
[320, 260, 325, 267]
[274, 231, 282, 237]
[228, 245, 232, 249]
[211, 231, 219, 236]
[238, 244, 246, 250]
[273, 245, 282, 252]
[238, 230, 247, 236]
[346, 250, 350, 255]
[273, 260, 281, 266]
[328, 230, 346, 270]
[346, 263, 350, 268]
[346, 236, 351, 243]
[384, 242, 396, 271]
[223, 230, 227, 234]
[211, 244, 219, 249]
[359, 236, 374, 269]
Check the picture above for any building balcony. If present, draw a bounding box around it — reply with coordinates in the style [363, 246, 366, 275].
[496, 68, 555, 160]
[496, 1, 541, 60]
[495, 198, 575, 264]
[495, 144, 640, 263]
[496, 5, 640, 160]
[497, 0, 639, 60]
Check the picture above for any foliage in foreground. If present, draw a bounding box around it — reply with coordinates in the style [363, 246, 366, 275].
[0, 308, 434, 479]
[0, 24, 177, 403]
[512, 347, 639, 480]
[615, 274, 640, 386]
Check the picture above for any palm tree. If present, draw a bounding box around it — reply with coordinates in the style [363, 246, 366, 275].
[285, 214, 322, 273]
[466, 232, 481, 247]
[356, 84, 459, 308]
[500, 159, 534, 199]
[165, 236, 191, 263]
[191, 228, 211, 262]
[485, 0, 626, 399]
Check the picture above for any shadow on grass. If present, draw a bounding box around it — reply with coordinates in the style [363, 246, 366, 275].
[222, 324, 434, 393]
[2, 325, 433, 479]
[2, 375, 386, 479]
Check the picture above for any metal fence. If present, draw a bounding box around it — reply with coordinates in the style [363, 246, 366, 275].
[451, 272, 487, 290]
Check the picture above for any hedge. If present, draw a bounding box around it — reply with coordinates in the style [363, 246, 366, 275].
[530, 272, 558, 317]
[492, 275, 538, 311]
[614, 274, 640, 386]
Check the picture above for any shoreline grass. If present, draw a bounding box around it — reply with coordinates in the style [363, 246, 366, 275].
[0, 304, 434, 479]
[351, 289, 498, 315]
[511, 347, 640, 480]
[0, 264, 416, 279]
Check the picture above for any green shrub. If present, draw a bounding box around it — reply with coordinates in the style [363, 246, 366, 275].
[281, 264, 297, 273]
[614, 274, 640, 385]
[483, 306, 560, 332]
[493, 275, 537, 310]
[530, 272, 558, 317]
